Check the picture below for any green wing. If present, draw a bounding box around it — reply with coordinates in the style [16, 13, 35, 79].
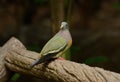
[41, 35, 67, 56]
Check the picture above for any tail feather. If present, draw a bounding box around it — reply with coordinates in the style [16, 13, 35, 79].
[30, 59, 40, 68]
[30, 53, 56, 68]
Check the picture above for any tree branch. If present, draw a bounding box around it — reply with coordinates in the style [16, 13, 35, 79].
[0, 37, 120, 82]
[0, 37, 26, 82]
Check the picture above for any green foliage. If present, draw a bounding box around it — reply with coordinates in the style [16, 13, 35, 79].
[10, 73, 20, 82]
[71, 46, 80, 54]
[71, 45, 109, 64]
[27, 45, 40, 52]
[84, 56, 108, 64]
[113, 4, 120, 10]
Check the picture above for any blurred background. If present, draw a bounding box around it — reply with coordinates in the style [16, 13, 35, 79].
[0, 0, 120, 82]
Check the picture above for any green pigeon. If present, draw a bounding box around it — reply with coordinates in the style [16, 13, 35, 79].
[31, 22, 72, 67]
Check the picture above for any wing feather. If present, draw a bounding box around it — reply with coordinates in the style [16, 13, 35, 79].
[41, 35, 67, 56]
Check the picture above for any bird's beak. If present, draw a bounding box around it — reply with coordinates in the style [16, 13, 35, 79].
[60, 24, 63, 29]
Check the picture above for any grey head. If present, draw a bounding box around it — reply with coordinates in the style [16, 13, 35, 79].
[60, 22, 69, 30]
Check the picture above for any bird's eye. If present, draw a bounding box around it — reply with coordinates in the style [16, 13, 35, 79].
[66, 24, 68, 27]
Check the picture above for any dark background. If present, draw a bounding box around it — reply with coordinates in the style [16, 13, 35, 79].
[0, 0, 120, 82]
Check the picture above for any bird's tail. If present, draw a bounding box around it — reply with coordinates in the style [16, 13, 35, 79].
[30, 59, 41, 68]
[30, 54, 55, 68]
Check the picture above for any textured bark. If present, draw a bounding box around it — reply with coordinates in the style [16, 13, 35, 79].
[0, 37, 26, 82]
[0, 37, 120, 82]
[0, 47, 8, 82]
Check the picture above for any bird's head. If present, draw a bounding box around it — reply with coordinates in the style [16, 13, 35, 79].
[60, 22, 69, 30]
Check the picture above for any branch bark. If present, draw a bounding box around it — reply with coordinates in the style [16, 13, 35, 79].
[0, 37, 26, 82]
[0, 37, 120, 82]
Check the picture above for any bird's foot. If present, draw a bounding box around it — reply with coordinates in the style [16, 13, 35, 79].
[57, 57, 65, 60]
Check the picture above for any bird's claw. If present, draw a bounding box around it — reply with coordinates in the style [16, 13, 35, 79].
[58, 57, 65, 60]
